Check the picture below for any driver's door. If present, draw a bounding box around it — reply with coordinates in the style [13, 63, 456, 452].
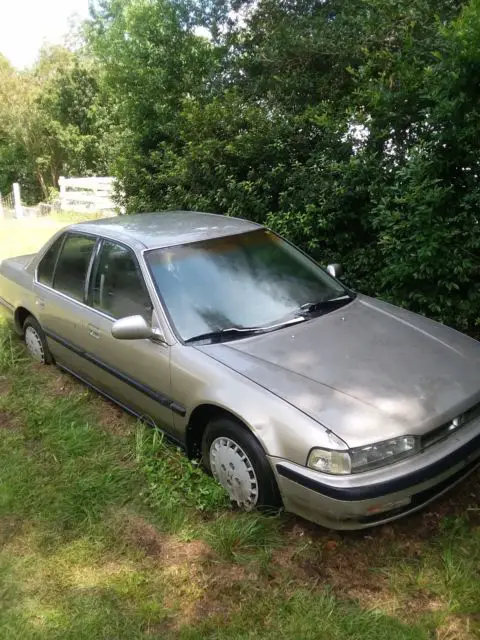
[80, 238, 178, 435]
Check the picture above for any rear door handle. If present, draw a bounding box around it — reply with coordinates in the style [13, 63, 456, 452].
[88, 323, 101, 339]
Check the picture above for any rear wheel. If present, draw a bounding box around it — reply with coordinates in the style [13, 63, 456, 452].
[23, 316, 52, 365]
[202, 417, 282, 511]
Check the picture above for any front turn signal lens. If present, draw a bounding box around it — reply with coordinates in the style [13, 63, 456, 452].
[307, 448, 351, 475]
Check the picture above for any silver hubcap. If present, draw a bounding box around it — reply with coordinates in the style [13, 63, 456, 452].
[210, 437, 259, 510]
[25, 326, 45, 363]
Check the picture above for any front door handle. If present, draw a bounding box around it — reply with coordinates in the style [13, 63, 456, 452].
[88, 323, 101, 339]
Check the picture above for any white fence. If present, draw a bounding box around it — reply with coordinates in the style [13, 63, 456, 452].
[0, 190, 15, 218]
[59, 176, 118, 214]
[0, 177, 120, 219]
[0, 183, 25, 219]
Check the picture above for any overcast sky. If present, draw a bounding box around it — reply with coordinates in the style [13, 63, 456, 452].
[0, 0, 90, 69]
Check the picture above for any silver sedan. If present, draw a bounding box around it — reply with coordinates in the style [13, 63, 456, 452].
[1, 211, 479, 529]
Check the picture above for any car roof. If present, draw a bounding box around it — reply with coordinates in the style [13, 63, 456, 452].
[70, 211, 262, 250]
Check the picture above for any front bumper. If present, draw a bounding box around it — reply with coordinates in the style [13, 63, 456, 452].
[270, 421, 480, 530]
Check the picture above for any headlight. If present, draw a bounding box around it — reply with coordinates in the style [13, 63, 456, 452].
[350, 436, 418, 473]
[307, 436, 418, 475]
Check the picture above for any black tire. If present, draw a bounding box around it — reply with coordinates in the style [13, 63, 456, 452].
[202, 416, 282, 511]
[23, 315, 53, 365]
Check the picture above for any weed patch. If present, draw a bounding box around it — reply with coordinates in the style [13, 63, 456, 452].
[205, 512, 281, 564]
[136, 424, 229, 534]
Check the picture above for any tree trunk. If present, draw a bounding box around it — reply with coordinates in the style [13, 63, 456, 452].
[37, 170, 48, 201]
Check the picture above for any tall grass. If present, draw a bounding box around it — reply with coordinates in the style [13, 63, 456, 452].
[0, 322, 25, 372]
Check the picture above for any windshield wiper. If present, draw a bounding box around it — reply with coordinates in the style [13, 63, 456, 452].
[297, 294, 354, 315]
[184, 317, 305, 344]
[184, 296, 354, 344]
[276, 294, 354, 323]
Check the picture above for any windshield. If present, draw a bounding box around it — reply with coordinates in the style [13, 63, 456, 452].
[145, 229, 349, 342]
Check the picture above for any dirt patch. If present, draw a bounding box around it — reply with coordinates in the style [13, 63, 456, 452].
[45, 370, 81, 398]
[0, 516, 23, 548]
[114, 511, 212, 565]
[163, 556, 252, 630]
[270, 469, 480, 622]
[160, 537, 212, 567]
[0, 376, 11, 397]
[267, 536, 457, 623]
[270, 536, 394, 608]
[112, 510, 252, 628]
[315, 544, 399, 614]
[92, 398, 133, 437]
[140, 529, 244, 626]
[44, 369, 133, 436]
[435, 614, 479, 640]
[189, 563, 251, 624]
[0, 410, 19, 432]
[117, 512, 166, 557]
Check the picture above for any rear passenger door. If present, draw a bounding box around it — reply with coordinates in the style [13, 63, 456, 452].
[35, 232, 101, 379]
[81, 239, 177, 434]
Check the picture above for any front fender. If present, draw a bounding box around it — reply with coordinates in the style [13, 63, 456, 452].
[170, 344, 343, 466]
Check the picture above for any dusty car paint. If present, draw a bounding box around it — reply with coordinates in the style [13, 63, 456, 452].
[198, 294, 480, 448]
[1, 210, 479, 529]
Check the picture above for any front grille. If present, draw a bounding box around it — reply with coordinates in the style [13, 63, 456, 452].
[421, 400, 480, 450]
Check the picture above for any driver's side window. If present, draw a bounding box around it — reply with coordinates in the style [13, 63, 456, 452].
[91, 240, 153, 321]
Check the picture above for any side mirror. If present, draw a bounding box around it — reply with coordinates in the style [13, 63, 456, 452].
[326, 263, 343, 279]
[112, 315, 155, 340]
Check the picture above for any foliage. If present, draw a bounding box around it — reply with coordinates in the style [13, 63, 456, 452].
[0, 54, 43, 202]
[83, 0, 480, 332]
[0, 47, 113, 202]
[2, 0, 480, 329]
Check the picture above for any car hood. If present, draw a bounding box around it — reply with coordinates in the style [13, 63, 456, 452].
[196, 295, 480, 448]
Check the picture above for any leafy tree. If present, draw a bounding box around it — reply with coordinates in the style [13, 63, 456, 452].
[369, 0, 480, 330]
[0, 46, 112, 201]
[2, 0, 480, 331]
[35, 46, 111, 184]
[88, 0, 220, 210]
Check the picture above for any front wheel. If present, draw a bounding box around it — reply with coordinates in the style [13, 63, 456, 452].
[202, 417, 282, 511]
[23, 316, 52, 365]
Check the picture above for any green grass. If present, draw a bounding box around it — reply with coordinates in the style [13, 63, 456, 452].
[0, 212, 105, 261]
[0, 315, 479, 638]
[204, 512, 281, 563]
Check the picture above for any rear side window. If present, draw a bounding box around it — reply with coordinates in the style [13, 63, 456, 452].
[37, 235, 65, 287]
[53, 234, 97, 302]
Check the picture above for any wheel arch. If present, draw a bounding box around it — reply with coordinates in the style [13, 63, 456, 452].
[185, 403, 259, 459]
[13, 306, 35, 335]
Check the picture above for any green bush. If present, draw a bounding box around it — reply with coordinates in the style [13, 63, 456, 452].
[87, 0, 480, 333]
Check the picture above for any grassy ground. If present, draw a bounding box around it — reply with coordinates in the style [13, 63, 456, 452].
[0, 212, 104, 261]
[1, 322, 480, 640]
[1, 220, 480, 638]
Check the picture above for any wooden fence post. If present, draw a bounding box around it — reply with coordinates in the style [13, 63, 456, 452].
[59, 176, 66, 211]
[13, 183, 23, 219]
